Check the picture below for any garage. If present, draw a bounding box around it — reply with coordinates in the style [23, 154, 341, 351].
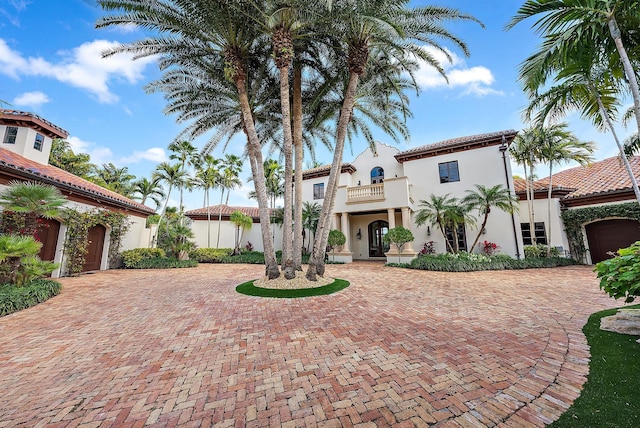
[82, 224, 106, 272]
[585, 219, 640, 263]
[35, 218, 61, 262]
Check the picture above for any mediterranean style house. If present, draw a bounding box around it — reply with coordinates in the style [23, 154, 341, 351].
[0, 110, 155, 277]
[300, 130, 524, 263]
[515, 155, 640, 264]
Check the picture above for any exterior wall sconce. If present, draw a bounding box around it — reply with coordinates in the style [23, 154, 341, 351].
[482, 228, 487, 235]
[356, 228, 362, 240]
[427, 226, 431, 236]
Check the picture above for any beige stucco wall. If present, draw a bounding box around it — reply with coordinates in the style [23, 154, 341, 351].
[189, 218, 284, 252]
[518, 197, 569, 254]
[1, 124, 52, 165]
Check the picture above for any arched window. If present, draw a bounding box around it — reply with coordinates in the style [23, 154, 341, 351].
[371, 167, 384, 184]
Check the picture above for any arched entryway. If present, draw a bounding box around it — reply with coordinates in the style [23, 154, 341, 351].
[83, 224, 106, 272]
[368, 220, 389, 257]
[35, 218, 60, 262]
[586, 219, 640, 263]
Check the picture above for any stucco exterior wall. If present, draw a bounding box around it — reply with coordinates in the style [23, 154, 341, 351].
[1, 125, 52, 165]
[518, 197, 570, 254]
[189, 219, 283, 252]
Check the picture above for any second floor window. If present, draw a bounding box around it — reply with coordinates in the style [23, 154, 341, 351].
[3, 127, 18, 144]
[439, 161, 460, 183]
[313, 183, 324, 200]
[371, 167, 384, 184]
[33, 133, 44, 151]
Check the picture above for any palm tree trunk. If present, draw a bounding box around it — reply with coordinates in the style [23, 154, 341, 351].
[526, 165, 536, 245]
[307, 72, 359, 281]
[546, 165, 553, 257]
[469, 212, 489, 253]
[153, 184, 173, 248]
[234, 78, 280, 279]
[216, 189, 224, 248]
[293, 63, 304, 271]
[439, 224, 455, 253]
[608, 17, 640, 134]
[279, 65, 295, 279]
[206, 188, 211, 248]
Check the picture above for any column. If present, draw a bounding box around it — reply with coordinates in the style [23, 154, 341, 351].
[340, 212, 351, 253]
[387, 208, 397, 254]
[401, 207, 416, 253]
[332, 213, 340, 231]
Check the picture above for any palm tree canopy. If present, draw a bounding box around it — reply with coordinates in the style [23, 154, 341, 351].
[463, 184, 518, 216]
[0, 181, 67, 218]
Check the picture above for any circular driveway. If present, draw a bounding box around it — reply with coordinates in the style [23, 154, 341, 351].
[0, 263, 615, 427]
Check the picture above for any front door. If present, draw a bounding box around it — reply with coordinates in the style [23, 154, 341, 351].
[83, 224, 106, 272]
[368, 220, 389, 257]
[35, 218, 61, 262]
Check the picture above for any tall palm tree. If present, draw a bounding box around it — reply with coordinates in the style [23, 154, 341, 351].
[95, 163, 136, 197]
[537, 123, 595, 254]
[414, 194, 459, 253]
[0, 181, 67, 237]
[306, 1, 482, 280]
[302, 201, 321, 253]
[462, 184, 519, 253]
[132, 177, 165, 209]
[193, 155, 220, 247]
[507, 0, 640, 135]
[216, 154, 243, 248]
[98, 0, 282, 279]
[230, 210, 253, 255]
[168, 140, 198, 212]
[441, 203, 475, 254]
[152, 162, 187, 247]
[511, 129, 542, 243]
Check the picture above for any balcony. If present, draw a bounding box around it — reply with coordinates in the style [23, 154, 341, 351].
[347, 183, 385, 203]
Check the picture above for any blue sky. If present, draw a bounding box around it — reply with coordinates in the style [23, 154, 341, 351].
[0, 0, 634, 210]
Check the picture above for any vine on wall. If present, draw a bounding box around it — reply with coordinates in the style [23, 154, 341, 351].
[61, 208, 130, 276]
[561, 202, 640, 262]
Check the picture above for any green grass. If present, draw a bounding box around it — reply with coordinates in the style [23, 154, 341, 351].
[236, 278, 350, 298]
[550, 304, 640, 427]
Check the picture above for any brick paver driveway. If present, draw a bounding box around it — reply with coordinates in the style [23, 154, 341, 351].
[0, 262, 615, 427]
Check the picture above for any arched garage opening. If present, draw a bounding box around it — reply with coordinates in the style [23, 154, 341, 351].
[586, 219, 640, 263]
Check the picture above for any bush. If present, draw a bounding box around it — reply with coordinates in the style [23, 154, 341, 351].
[594, 241, 640, 303]
[189, 248, 233, 263]
[524, 244, 561, 258]
[126, 257, 198, 269]
[121, 248, 165, 268]
[0, 279, 62, 317]
[408, 252, 578, 272]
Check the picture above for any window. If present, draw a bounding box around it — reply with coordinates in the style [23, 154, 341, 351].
[370, 167, 384, 184]
[445, 224, 467, 252]
[33, 133, 44, 151]
[438, 161, 460, 183]
[313, 183, 324, 200]
[520, 222, 547, 245]
[3, 127, 17, 144]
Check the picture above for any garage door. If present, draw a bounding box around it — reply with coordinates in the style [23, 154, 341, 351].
[35, 218, 60, 262]
[586, 219, 640, 263]
[83, 224, 106, 272]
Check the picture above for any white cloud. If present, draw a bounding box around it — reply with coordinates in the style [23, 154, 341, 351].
[0, 38, 155, 103]
[119, 147, 168, 164]
[67, 136, 114, 165]
[413, 46, 503, 97]
[12, 90, 49, 108]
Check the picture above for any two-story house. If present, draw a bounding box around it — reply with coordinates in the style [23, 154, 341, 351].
[301, 130, 523, 263]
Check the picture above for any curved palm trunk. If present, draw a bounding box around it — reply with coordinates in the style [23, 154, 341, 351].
[293, 63, 304, 271]
[307, 72, 359, 281]
[153, 184, 173, 248]
[608, 17, 640, 134]
[234, 78, 280, 279]
[438, 223, 454, 253]
[279, 65, 295, 279]
[469, 210, 490, 253]
[216, 189, 224, 248]
[546, 165, 554, 257]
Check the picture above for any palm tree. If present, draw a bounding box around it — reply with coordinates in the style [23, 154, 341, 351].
[462, 184, 519, 253]
[302, 201, 321, 253]
[132, 177, 165, 209]
[442, 203, 475, 254]
[216, 154, 243, 248]
[0, 181, 67, 237]
[193, 155, 220, 248]
[507, 0, 640, 135]
[414, 194, 459, 253]
[537, 123, 595, 255]
[95, 163, 136, 197]
[152, 162, 187, 247]
[230, 210, 253, 255]
[168, 140, 198, 212]
[306, 1, 482, 280]
[511, 129, 542, 243]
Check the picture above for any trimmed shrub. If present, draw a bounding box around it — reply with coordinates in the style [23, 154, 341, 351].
[408, 252, 577, 272]
[524, 244, 561, 258]
[189, 248, 233, 263]
[126, 257, 198, 269]
[594, 241, 640, 303]
[121, 248, 165, 268]
[0, 279, 62, 317]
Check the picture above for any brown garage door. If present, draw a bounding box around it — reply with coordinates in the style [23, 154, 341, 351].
[83, 224, 106, 272]
[586, 219, 640, 263]
[35, 218, 61, 262]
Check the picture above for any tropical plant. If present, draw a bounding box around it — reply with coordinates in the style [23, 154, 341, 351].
[442, 203, 475, 254]
[230, 210, 253, 256]
[302, 201, 321, 253]
[94, 163, 136, 197]
[156, 212, 195, 260]
[414, 194, 459, 253]
[0, 181, 67, 237]
[152, 162, 186, 247]
[510, 129, 542, 243]
[132, 177, 165, 209]
[14, 256, 59, 287]
[383, 226, 414, 264]
[193, 155, 220, 248]
[594, 241, 640, 303]
[168, 140, 198, 211]
[216, 154, 243, 248]
[462, 184, 519, 252]
[326, 229, 346, 262]
[49, 138, 95, 180]
[0, 234, 42, 285]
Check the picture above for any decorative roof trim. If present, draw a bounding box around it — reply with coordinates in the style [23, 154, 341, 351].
[395, 130, 519, 163]
[0, 109, 69, 140]
[302, 163, 356, 180]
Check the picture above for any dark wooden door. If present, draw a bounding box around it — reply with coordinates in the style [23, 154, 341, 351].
[35, 218, 60, 262]
[586, 219, 640, 263]
[368, 220, 389, 257]
[83, 224, 106, 272]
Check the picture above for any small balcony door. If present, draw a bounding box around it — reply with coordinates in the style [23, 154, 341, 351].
[368, 220, 389, 257]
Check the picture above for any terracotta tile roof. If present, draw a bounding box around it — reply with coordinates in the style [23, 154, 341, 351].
[0, 109, 68, 139]
[302, 163, 356, 180]
[0, 148, 154, 215]
[395, 130, 519, 162]
[185, 204, 268, 219]
[513, 177, 575, 194]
